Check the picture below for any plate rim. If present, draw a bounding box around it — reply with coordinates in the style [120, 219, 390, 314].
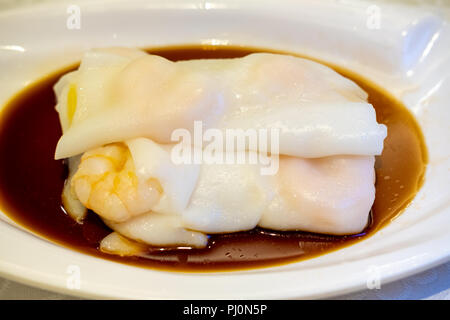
[0, 0, 449, 300]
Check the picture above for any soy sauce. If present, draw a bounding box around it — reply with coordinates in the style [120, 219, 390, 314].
[0, 45, 427, 271]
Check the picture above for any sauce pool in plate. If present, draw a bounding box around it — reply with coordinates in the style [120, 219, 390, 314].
[0, 45, 427, 272]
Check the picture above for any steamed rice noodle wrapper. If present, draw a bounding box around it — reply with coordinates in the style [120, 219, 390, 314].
[54, 48, 386, 159]
[54, 48, 387, 252]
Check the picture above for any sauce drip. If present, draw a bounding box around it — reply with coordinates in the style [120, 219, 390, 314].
[0, 45, 427, 272]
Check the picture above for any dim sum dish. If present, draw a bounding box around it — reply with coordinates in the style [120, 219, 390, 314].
[0, 1, 448, 299]
[56, 47, 389, 245]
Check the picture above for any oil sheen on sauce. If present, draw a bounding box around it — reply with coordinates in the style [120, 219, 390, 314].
[0, 45, 427, 272]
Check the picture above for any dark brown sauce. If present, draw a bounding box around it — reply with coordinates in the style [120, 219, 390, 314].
[0, 45, 427, 272]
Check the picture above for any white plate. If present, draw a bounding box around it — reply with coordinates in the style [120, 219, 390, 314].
[0, 0, 449, 299]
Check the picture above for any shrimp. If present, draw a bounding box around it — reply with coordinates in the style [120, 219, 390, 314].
[71, 143, 162, 223]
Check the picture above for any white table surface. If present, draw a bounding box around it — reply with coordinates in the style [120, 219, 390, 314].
[0, 0, 448, 300]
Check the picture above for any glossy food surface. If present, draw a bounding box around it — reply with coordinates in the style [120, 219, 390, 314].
[0, 45, 427, 271]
